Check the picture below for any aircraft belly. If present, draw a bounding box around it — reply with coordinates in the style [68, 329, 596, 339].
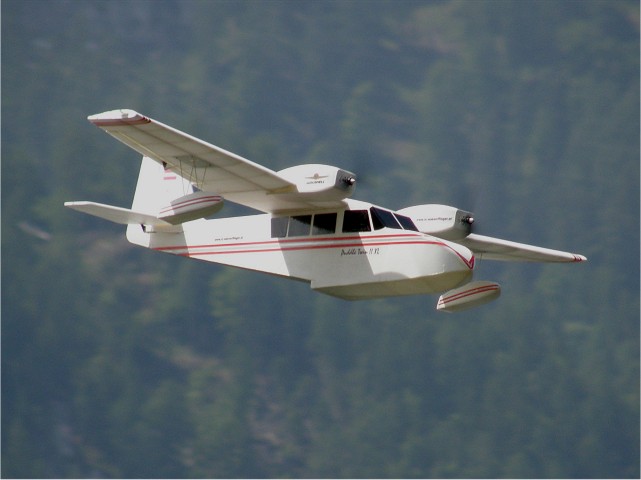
[313, 272, 471, 300]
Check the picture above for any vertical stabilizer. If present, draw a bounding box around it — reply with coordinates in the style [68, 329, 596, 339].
[126, 157, 193, 245]
[131, 156, 194, 216]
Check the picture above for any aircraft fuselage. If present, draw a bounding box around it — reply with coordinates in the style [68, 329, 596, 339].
[128, 200, 475, 300]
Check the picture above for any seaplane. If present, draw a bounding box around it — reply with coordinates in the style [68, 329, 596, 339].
[65, 109, 586, 312]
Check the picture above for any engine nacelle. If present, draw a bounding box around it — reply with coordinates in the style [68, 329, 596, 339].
[396, 204, 474, 240]
[277, 164, 356, 201]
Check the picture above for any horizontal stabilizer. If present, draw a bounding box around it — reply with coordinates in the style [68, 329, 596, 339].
[459, 234, 587, 263]
[64, 201, 170, 226]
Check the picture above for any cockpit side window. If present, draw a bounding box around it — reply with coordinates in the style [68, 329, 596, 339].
[312, 212, 337, 235]
[288, 215, 312, 236]
[271, 217, 289, 238]
[370, 207, 402, 230]
[342, 210, 371, 232]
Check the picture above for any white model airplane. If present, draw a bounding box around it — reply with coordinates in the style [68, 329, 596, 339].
[65, 109, 586, 312]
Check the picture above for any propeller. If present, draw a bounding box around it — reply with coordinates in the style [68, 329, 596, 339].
[342, 175, 356, 187]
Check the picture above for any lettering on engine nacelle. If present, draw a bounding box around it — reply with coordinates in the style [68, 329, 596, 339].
[277, 164, 356, 201]
[397, 204, 473, 240]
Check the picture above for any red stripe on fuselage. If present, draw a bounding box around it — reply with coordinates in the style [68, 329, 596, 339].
[153, 233, 475, 269]
[154, 233, 415, 251]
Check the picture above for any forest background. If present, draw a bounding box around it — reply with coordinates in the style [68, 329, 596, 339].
[2, 0, 639, 478]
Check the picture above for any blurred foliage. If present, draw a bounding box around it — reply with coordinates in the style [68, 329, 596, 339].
[2, 0, 639, 478]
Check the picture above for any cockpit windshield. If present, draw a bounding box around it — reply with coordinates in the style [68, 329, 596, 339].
[370, 207, 418, 231]
[273, 207, 418, 237]
[394, 212, 418, 231]
[371, 207, 401, 229]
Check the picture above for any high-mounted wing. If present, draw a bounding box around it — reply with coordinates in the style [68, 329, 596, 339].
[459, 233, 587, 263]
[88, 109, 345, 213]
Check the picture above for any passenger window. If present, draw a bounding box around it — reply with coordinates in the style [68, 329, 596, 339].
[288, 215, 312, 236]
[342, 210, 371, 232]
[312, 213, 337, 235]
[370, 207, 402, 230]
[394, 213, 419, 231]
[271, 217, 289, 238]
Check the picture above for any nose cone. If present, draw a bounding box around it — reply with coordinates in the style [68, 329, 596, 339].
[440, 238, 475, 270]
[434, 239, 475, 291]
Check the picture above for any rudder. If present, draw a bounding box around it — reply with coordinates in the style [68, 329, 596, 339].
[131, 156, 195, 217]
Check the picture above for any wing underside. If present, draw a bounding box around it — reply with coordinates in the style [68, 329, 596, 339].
[88, 109, 343, 213]
[459, 233, 587, 263]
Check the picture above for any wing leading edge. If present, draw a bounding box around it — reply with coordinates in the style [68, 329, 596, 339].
[88, 109, 346, 213]
[459, 233, 587, 263]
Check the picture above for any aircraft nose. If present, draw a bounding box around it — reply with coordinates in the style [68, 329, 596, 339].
[427, 238, 475, 292]
[441, 239, 475, 270]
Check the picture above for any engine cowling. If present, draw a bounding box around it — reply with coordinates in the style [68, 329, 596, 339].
[277, 164, 356, 201]
[396, 204, 474, 240]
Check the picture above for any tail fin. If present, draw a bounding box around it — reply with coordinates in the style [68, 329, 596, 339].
[66, 156, 223, 246]
[65, 157, 194, 245]
[65, 157, 194, 224]
[131, 156, 195, 217]
[133, 156, 224, 226]
[121, 156, 194, 245]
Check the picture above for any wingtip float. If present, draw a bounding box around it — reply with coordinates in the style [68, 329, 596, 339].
[66, 110, 586, 312]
